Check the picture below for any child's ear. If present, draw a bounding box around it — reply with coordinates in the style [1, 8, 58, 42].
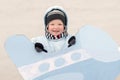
[46, 25, 49, 30]
[64, 26, 66, 30]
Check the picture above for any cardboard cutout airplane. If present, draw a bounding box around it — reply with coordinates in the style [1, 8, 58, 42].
[5, 25, 120, 80]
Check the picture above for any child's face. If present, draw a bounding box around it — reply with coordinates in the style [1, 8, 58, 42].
[47, 19, 64, 36]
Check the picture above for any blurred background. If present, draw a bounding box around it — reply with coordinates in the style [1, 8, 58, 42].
[0, 0, 120, 80]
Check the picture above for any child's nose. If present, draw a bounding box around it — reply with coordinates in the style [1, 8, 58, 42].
[53, 25, 58, 28]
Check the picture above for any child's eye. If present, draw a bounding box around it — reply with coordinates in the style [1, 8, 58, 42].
[58, 24, 62, 25]
[50, 24, 54, 26]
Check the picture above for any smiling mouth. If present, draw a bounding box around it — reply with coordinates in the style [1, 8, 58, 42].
[52, 30, 60, 32]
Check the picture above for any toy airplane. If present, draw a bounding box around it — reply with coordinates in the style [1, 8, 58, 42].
[5, 25, 120, 80]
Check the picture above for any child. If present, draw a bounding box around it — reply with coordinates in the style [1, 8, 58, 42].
[31, 6, 76, 53]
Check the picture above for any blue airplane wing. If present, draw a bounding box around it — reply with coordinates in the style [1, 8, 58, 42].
[77, 25, 120, 62]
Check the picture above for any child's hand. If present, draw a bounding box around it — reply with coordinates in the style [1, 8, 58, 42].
[35, 43, 48, 53]
[68, 36, 76, 47]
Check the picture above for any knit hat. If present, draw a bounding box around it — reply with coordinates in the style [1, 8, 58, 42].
[44, 6, 67, 28]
